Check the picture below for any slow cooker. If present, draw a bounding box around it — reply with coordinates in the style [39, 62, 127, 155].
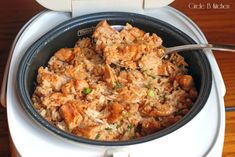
[0, 0, 225, 156]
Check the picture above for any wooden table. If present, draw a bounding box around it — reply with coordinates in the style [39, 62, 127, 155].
[0, 0, 234, 156]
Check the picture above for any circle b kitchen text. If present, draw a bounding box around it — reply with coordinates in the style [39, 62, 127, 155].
[188, 3, 230, 10]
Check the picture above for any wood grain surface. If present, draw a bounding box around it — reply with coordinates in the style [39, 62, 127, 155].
[0, 0, 235, 156]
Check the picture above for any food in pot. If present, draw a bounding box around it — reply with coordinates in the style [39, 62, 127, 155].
[32, 20, 197, 141]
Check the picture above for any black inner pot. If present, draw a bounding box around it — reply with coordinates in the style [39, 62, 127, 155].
[17, 12, 212, 146]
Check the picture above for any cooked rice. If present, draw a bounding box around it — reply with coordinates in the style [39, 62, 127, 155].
[32, 20, 197, 141]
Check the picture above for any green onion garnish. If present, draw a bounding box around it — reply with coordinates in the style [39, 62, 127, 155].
[95, 133, 100, 140]
[147, 89, 155, 98]
[105, 127, 112, 131]
[127, 124, 134, 130]
[116, 124, 121, 129]
[149, 74, 156, 79]
[113, 82, 122, 90]
[83, 87, 92, 94]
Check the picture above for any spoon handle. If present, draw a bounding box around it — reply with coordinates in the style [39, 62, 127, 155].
[164, 44, 235, 56]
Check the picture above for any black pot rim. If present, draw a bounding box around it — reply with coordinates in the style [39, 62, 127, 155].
[16, 12, 212, 146]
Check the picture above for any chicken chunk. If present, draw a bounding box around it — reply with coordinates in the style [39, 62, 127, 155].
[137, 118, 161, 136]
[141, 103, 176, 117]
[75, 37, 93, 49]
[176, 75, 194, 91]
[72, 125, 101, 139]
[92, 20, 121, 52]
[37, 67, 69, 91]
[59, 101, 83, 130]
[107, 103, 124, 123]
[120, 23, 145, 43]
[54, 48, 75, 63]
[139, 51, 179, 77]
[103, 64, 117, 88]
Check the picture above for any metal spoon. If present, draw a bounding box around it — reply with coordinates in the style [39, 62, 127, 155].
[161, 44, 235, 58]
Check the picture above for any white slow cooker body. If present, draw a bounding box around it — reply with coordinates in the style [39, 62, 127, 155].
[3, 5, 225, 157]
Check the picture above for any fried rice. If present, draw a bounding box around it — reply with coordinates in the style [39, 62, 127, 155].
[32, 20, 197, 141]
